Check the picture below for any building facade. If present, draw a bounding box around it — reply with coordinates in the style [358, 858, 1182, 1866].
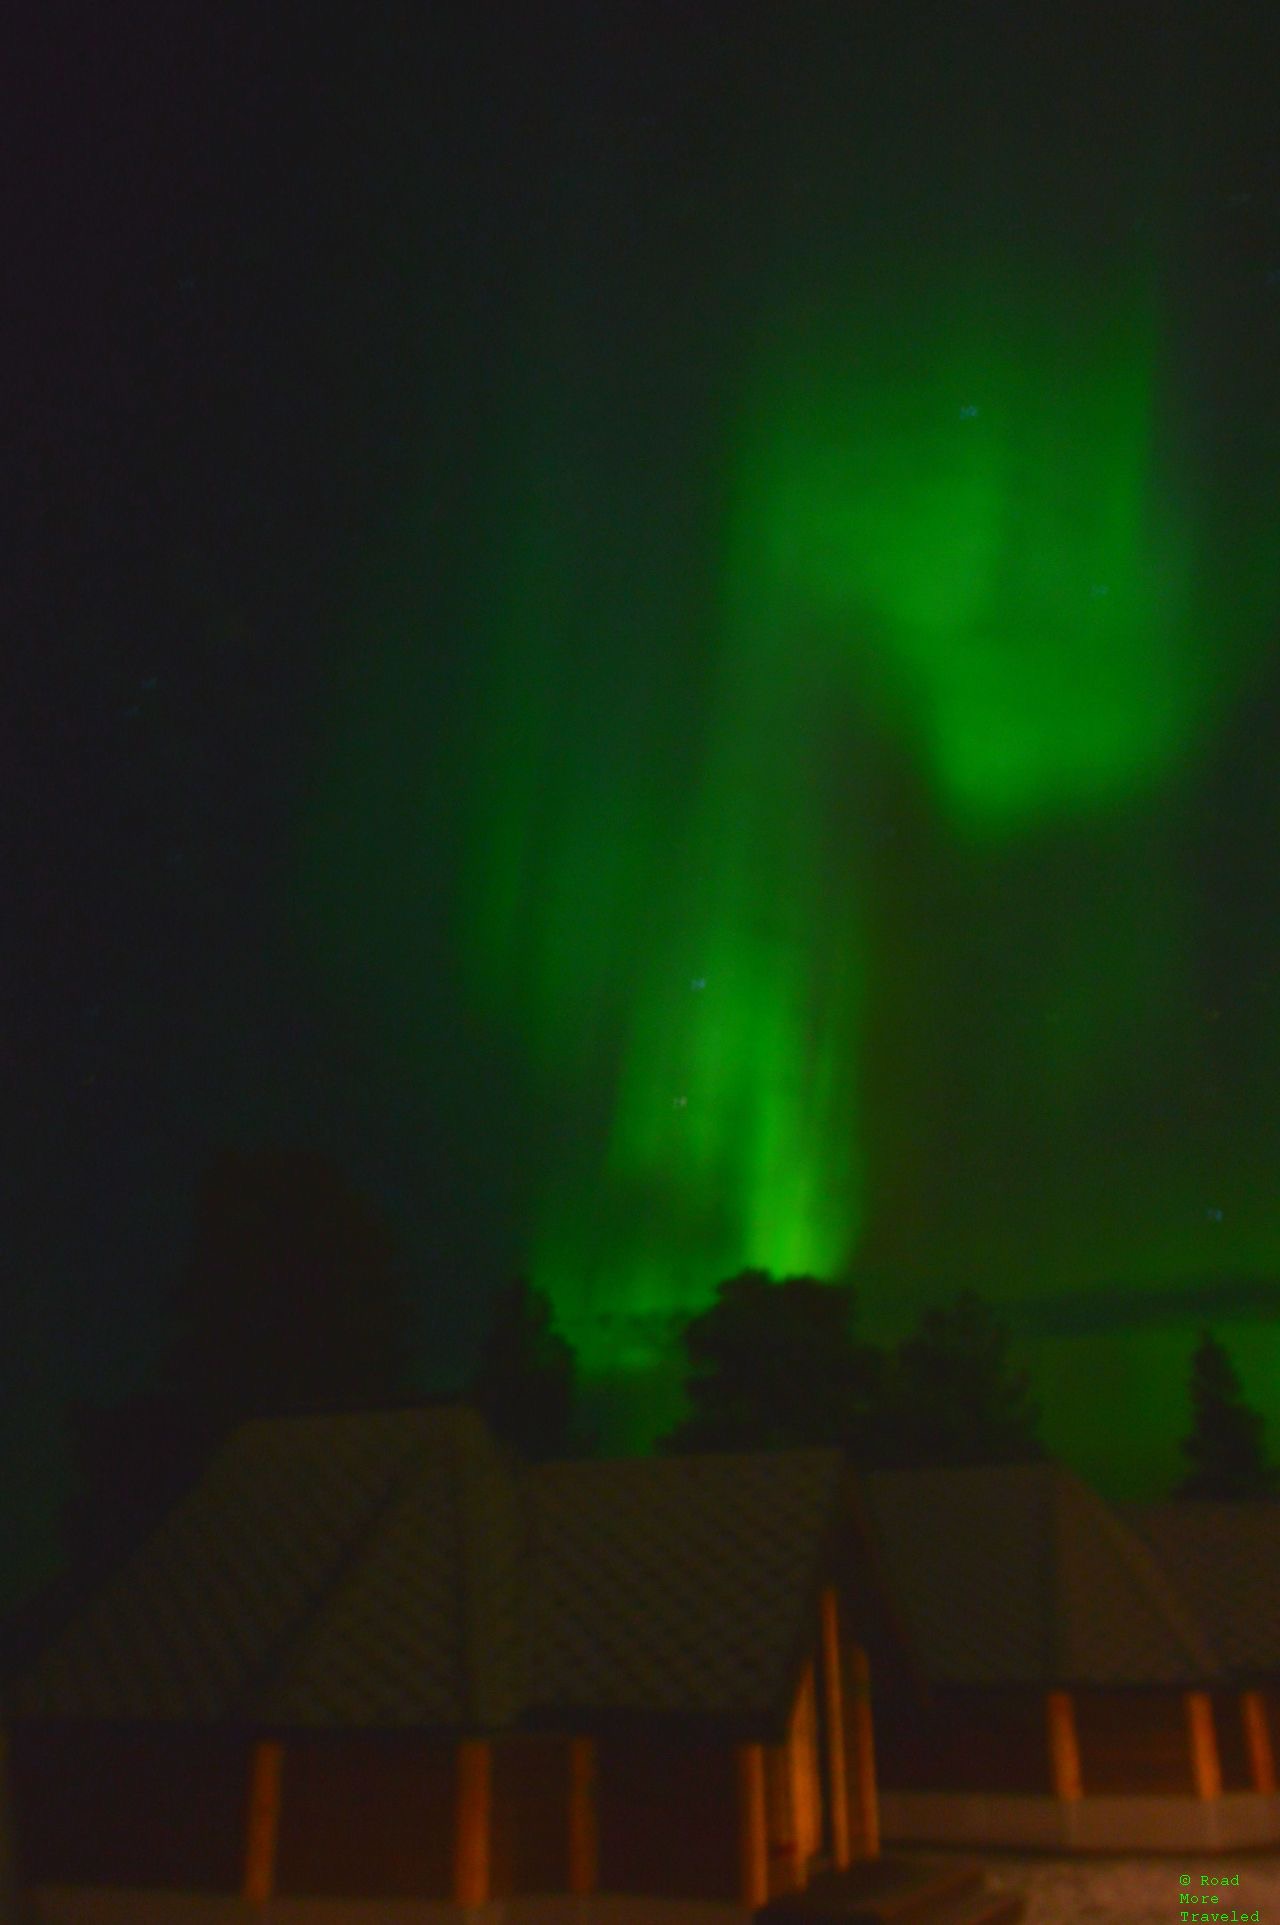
[853, 1463, 1280, 1852]
[6, 1410, 882, 1922]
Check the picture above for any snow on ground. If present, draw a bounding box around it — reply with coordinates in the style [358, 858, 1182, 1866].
[979, 1850, 1280, 1925]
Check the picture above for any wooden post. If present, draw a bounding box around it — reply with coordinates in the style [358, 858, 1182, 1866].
[1186, 1693, 1222, 1802]
[787, 1660, 822, 1876]
[1241, 1690, 1276, 1794]
[820, 1590, 851, 1869]
[242, 1738, 284, 1903]
[454, 1739, 491, 1906]
[764, 1742, 800, 1894]
[737, 1743, 769, 1911]
[847, 1646, 880, 1859]
[786, 1671, 806, 1883]
[1046, 1691, 1082, 1802]
[568, 1736, 598, 1894]
[801, 1661, 823, 1862]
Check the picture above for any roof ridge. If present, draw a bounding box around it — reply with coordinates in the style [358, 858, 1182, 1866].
[844, 1469, 934, 1705]
[1055, 1469, 1222, 1680]
[451, 1414, 527, 1731]
[228, 1415, 445, 1721]
[776, 1455, 851, 1718]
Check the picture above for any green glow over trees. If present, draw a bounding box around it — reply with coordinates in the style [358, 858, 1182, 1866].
[458, 247, 1207, 1401]
[725, 257, 1201, 835]
[296, 226, 1280, 1474]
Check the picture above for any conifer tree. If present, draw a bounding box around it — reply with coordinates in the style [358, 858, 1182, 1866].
[881, 1288, 1045, 1467]
[64, 1146, 416, 1577]
[1176, 1327, 1277, 1499]
[471, 1277, 588, 1460]
[659, 1270, 885, 1454]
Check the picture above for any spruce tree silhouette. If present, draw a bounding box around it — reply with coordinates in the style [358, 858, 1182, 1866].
[1176, 1327, 1277, 1499]
[470, 1277, 588, 1460]
[659, 1269, 885, 1454]
[64, 1146, 416, 1579]
[882, 1288, 1045, 1467]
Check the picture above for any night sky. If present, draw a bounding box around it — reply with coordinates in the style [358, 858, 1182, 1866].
[9, 5, 1280, 1612]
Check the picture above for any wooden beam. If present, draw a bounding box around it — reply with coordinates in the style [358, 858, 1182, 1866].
[763, 1742, 800, 1894]
[801, 1660, 823, 1862]
[454, 1738, 491, 1906]
[819, 1589, 851, 1869]
[1242, 1690, 1276, 1794]
[788, 1660, 822, 1876]
[736, 1742, 769, 1911]
[1186, 1692, 1222, 1802]
[242, 1738, 284, 1903]
[847, 1645, 880, 1859]
[785, 1670, 806, 1883]
[567, 1736, 598, 1895]
[1045, 1691, 1082, 1802]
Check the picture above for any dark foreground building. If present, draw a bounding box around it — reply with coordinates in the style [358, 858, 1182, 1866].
[4, 1408, 884, 1923]
[854, 1463, 1280, 1851]
[20, 1405, 1261, 1904]
[1129, 1498, 1280, 1800]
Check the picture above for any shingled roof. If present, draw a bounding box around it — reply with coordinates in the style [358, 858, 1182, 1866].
[858, 1462, 1223, 1688]
[527, 1449, 843, 1728]
[8, 1409, 848, 1739]
[1126, 1500, 1280, 1680]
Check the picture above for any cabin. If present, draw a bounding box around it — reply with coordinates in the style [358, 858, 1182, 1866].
[4, 1407, 883, 1924]
[848, 1462, 1280, 1852]
[1127, 1498, 1280, 1802]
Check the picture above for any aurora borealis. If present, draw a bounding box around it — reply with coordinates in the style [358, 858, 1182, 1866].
[12, 7, 1280, 1617]
[727, 258, 1199, 835]
[299, 14, 1280, 1481]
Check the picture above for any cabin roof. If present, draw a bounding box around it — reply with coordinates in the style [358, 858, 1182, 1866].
[8, 1408, 847, 1736]
[527, 1448, 843, 1722]
[859, 1462, 1223, 1688]
[1126, 1500, 1280, 1678]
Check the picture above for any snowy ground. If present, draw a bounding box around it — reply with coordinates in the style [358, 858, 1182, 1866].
[978, 1849, 1280, 1924]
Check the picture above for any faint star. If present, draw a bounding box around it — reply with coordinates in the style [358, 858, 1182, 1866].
[691, 977, 706, 991]
[1207, 1207, 1224, 1223]
[959, 404, 979, 419]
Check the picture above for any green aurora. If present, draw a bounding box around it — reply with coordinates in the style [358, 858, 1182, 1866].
[459, 239, 1235, 1432]
[299, 220, 1280, 1489]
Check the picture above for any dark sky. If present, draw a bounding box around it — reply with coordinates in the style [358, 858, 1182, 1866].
[8, 5, 1280, 1609]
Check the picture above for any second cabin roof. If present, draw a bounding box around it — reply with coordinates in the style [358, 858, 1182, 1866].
[858, 1461, 1224, 1689]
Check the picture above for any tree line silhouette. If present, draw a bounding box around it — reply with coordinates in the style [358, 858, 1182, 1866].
[59, 1147, 1277, 1600]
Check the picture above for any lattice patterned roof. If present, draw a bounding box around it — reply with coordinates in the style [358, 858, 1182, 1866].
[10, 1410, 846, 1734]
[859, 1462, 1223, 1687]
[11, 1409, 450, 1722]
[526, 1449, 844, 1724]
[1127, 1499, 1280, 1678]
